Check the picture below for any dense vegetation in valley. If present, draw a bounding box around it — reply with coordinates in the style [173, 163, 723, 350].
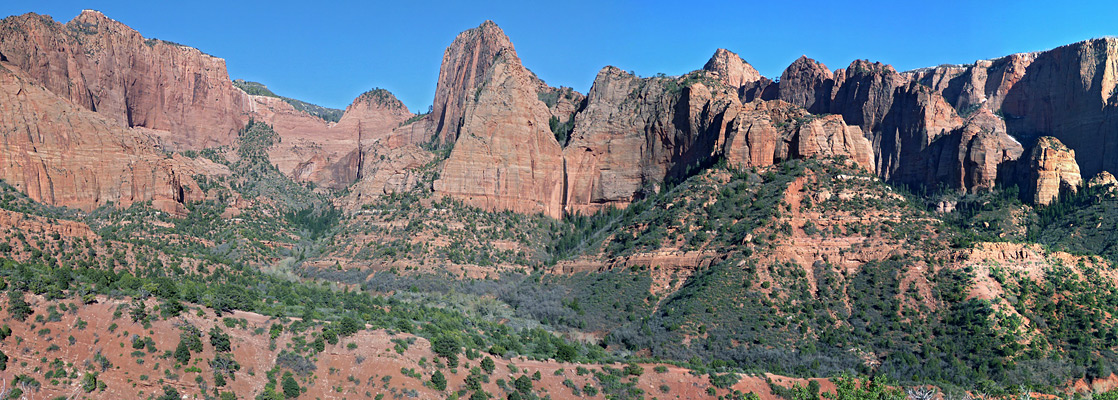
[3, 119, 1118, 399]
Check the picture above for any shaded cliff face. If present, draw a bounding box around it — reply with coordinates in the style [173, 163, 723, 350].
[433, 48, 566, 218]
[905, 39, 1118, 180]
[0, 63, 219, 214]
[775, 56, 1034, 194]
[0, 11, 250, 149]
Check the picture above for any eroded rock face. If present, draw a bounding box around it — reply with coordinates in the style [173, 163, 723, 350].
[0, 63, 217, 214]
[427, 20, 515, 146]
[562, 68, 742, 214]
[722, 101, 874, 171]
[561, 63, 881, 214]
[337, 89, 420, 149]
[253, 88, 414, 190]
[341, 144, 435, 212]
[774, 55, 1033, 194]
[907, 39, 1118, 180]
[1028, 136, 1082, 205]
[0, 11, 250, 149]
[433, 49, 566, 218]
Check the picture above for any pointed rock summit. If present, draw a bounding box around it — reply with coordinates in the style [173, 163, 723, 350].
[429, 20, 516, 145]
[703, 48, 761, 88]
[432, 24, 566, 218]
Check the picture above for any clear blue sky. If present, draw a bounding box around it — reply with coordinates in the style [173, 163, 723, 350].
[3, 1, 1116, 112]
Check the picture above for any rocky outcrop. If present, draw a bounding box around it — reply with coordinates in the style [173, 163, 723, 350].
[561, 63, 881, 214]
[536, 85, 585, 127]
[953, 107, 1025, 191]
[775, 56, 1032, 194]
[1088, 171, 1117, 189]
[722, 101, 874, 171]
[426, 20, 515, 146]
[1027, 136, 1082, 205]
[433, 48, 566, 218]
[0, 62, 216, 214]
[341, 145, 434, 212]
[0, 11, 250, 149]
[336, 89, 419, 148]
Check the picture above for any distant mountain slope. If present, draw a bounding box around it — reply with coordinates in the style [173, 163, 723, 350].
[232, 79, 344, 123]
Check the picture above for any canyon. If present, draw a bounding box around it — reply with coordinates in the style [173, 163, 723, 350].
[0, 12, 1114, 218]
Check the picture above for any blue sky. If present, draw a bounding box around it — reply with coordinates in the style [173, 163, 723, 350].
[3, 1, 1116, 112]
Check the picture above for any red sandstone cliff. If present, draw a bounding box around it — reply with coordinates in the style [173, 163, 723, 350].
[0, 62, 218, 215]
[432, 48, 566, 218]
[0, 10, 250, 149]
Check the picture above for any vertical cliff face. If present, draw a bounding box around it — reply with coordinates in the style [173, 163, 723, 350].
[427, 20, 515, 146]
[906, 39, 1118, 180]
[561, 67, 744, 214]
[432, 48, 566, 218]
[1027, 136, 1082, 205]
[0, 63, 216, 214]
[774, 55, 1035, 195]
[0, 11, 250, 149]
[562, 67, 676, 213]
[999, 39, 1118, 179]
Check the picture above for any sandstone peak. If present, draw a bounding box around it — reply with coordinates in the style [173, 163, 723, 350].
[778, 55, 834, 113]
[77, 9, 106, 18]
[787, 55, 832, 76]
[68, 9, 128, 35]
[703, 48, 762, 88]
[845, 59, 898, 76]
[428, 20, 518, 145]
[433, 42, 565, 218]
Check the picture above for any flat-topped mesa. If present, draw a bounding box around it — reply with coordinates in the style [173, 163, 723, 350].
[428, 20, 516, 146]
[0, 10, 250, 149]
